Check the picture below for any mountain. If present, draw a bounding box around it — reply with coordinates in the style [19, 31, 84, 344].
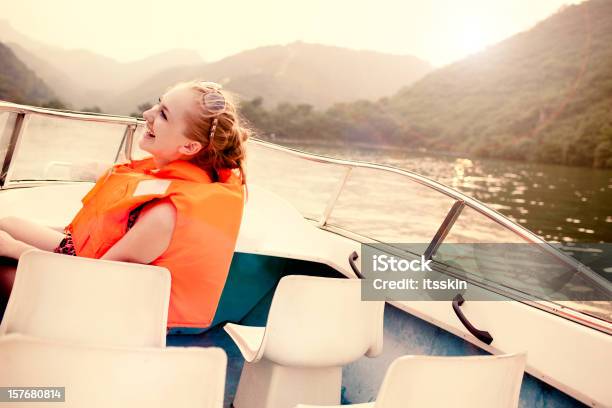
[239, 0, 612, 169]
[0, 41, 55, 105]
[387, 0, 612, 167]
[0, 20, 204, 109]
[6, 42, 101, 109]
[110, 42, 432, 114]
[1, 20, 430, 115]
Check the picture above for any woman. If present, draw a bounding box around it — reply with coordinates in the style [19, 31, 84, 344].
[0, 80, 248, 329]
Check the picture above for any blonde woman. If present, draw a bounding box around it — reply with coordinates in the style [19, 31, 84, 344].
[0, 80, 248, 329]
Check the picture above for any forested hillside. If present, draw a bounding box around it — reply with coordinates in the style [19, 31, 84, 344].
[0, 42, 56, 106]
[241, 0, 612, 168]
[390, 0, 612, 167]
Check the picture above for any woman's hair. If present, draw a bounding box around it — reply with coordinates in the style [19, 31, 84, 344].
[181, 80, 250, 184]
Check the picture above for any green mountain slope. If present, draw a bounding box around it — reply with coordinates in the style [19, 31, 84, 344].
[0, 42, 55, 105]
[243, 0, 612, 168]
[389, 0, 612, 167]
[0, 20, 204, 110]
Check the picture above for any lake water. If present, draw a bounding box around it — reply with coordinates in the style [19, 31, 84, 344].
[277, 141, 612, 245]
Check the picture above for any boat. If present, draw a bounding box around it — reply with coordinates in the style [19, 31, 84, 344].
[0, 101, 610, 407]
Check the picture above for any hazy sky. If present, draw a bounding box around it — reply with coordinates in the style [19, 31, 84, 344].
[5, 0, 582, 66]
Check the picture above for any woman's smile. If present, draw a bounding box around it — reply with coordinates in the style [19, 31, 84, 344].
[144, 123, 156, 140]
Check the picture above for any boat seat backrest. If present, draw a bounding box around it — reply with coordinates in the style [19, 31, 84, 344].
[0, 250, 171, 347]
[262, 275, 384, 367]
[375, 353, 526, 408]
[0, 334, 226, 408]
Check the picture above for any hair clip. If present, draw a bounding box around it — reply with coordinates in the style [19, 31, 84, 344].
[200, 81, 222, 89]
[198, 82, 226, 142]
[203, 92, 226, 116]
[209, 117, 219, 141]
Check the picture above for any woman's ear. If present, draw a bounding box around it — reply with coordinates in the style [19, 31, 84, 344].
[179, 140, 203, 156]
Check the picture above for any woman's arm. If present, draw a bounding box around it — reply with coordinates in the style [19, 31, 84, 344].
[0, 217, 65, 259]
[100, 199, 176, 263]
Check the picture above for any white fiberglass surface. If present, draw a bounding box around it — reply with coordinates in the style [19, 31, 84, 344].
[7, 114, 125, 182]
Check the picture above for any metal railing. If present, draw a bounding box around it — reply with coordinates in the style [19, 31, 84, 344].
[0, 101, 610, 333]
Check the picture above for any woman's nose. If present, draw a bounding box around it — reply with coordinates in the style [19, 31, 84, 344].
[142, 107, 153, 122]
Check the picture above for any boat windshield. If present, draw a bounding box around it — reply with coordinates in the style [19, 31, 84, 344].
[246, 141, 612, 324]
[0, 104, 610, 326]
[0, 107, 132, 186]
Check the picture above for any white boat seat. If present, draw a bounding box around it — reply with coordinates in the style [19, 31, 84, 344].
[0, 250, 171, 347]
[224, 323, 265, 362]
[296, 353, 527, 408]
[0, 333, 226, 408]
[224, 275, 385, 408]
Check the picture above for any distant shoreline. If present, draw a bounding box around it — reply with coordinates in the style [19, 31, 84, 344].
[261, 137, 612, 172]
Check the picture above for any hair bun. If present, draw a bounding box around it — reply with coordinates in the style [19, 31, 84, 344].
[181, 79, 252, 184]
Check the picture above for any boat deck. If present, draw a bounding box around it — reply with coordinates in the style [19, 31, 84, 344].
[167, 327, 244, 407]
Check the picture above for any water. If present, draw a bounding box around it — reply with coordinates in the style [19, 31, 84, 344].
[277, 141, 612, 244]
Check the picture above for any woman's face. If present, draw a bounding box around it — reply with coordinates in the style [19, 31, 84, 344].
[140, 85, 202, 166]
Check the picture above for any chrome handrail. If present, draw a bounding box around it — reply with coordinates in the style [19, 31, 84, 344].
[0, 101, 140, 126]
[0, 112, 25, 187]
[250, 139, 611, 293]
[252, 138, 546, 242]
[0, 101, 610, 303]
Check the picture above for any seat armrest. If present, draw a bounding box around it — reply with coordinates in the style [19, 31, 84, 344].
[223, 323, 265, 363]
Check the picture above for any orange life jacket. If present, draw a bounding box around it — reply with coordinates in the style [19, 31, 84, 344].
[67, 157, 244, 328]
